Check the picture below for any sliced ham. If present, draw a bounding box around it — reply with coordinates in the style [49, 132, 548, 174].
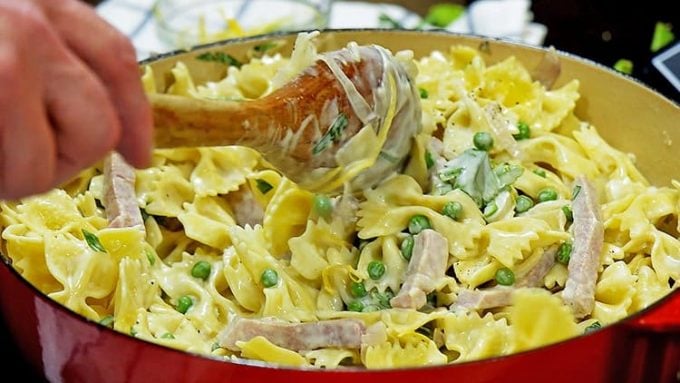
[390, 229, 448, 309]
[227, 186, 264, 227]
[103, 152, 144, 230]
[562, 177, 603, 318]
[531, 47, 561, 89]
[219, 317, 365, 352]
[452, 246, 557, 311]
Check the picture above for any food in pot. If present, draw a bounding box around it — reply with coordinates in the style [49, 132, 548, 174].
[1, 32, 678, 369]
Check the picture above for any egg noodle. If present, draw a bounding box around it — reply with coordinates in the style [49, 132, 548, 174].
[1, 33, 678, 369]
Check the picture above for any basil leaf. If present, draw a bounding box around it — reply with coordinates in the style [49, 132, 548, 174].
[82, 229, 107, 253]
[312, 113, 349, 155]
[255, 179, 274, 194]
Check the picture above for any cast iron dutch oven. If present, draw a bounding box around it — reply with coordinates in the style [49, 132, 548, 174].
[1, 30, 678, 383]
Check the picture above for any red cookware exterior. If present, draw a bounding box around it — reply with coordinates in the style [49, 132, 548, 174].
[1, 30, 679, 383]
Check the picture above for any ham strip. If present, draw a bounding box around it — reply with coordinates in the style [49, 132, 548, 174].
[219, 317, 365, 352]
[452, 246, 557, 310]
[562, 177, 603, 318]
[390, 229, 448, 309]
[103, 153, 144, 230]
[227, 187, 264, 227]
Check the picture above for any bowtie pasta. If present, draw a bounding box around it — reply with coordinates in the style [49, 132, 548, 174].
[1, 35, 678, 370]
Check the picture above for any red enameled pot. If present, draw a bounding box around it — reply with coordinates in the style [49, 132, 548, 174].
[1, 30, 679, 383]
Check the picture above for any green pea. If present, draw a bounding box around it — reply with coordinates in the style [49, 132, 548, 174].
[556, 242, 573, 265]
[515, 195, 534, 214]
[419, 87, 429, 99]
[176, 295, 193, 314]
[473, 131, 494, 151]
[400, 235, 415, 261]
[442, 201, 463, 220]
[495, 267, 515, 286]
[350, 281, 367, 298]
[160, 332, 175, 339]
[261, 268, 279, 288]
[537, 188, 558, 202]
[191, 260, 211, 280]
[562, 205, 574, 222]
[513, 122, 531, 140]
[408, 214, 432, 234]
[533, 168, 547, 178]
[99, 315, 114, 328]
[367, 261, 386, 280]
[313, 194, 333, 219]
[347, 300, 364, 312]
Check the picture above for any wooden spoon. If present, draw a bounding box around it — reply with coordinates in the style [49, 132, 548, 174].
[150, 44, 421, 192]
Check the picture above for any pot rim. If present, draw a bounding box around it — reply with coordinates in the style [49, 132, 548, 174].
[2, 27, 679, 374]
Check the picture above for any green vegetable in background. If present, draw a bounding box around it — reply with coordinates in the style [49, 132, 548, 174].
[613, 59, 633, 75]
[651, 22, 675, 52]
[378, 13, 404, 29]
[422, 3, 465, 28]
[196, 51, 242, 68]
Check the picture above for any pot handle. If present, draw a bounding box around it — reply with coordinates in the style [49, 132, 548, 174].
[619, 291, 680, 383]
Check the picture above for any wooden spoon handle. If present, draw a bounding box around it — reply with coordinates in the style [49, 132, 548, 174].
[150, 93, 266, 149]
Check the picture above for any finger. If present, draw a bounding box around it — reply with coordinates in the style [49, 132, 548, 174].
[0, 40, 55, 199]
[39, 0, 152, 168]
[44, 55, 122, 187]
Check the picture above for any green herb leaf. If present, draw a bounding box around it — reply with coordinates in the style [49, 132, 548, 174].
[196, 51, 242, 68]
[145, 248, 156, 266]
[82, 229, 107, 253]
[419, 87, 429, 99]
[424, 3, 465, 28]
[312, 113, 349, 155]
[255, 179, 274, 194]
[613, 58, 633, 75]
[425, 150, 435, 169]
[253, 41, 278, 53]
[651, 22, 675, 52]
[99, 315, 114, 328]
[585, 321, 602, 333]
[572, 185, 582, 200]
[438, 149, 523, 207]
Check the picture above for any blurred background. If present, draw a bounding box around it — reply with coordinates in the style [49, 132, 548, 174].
[0, 0, 677, 381]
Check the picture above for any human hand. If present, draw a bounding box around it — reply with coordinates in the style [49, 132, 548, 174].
[0, 0, 151, 200]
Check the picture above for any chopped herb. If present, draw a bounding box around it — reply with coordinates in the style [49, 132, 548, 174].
[585, 321, 602, 333]
[533, 168, 547, 178]
[196, 51, 242, 68]
[442, 201, 463, 220]
[347, 300, 365, 312]
[369, 288, 394, 309]
[495, 267, 515, 286]
[419, 87, 429, 99]
[423, 3, 465, 28]
[651, 22, 675, 52]
[312, 113, 349, 155]
[145, 248, 156, 266]
[572, 185, 582, 200]
[211, 342, 222, 351]
[408, 214, 432, 234]
[400, 235, 414, 261]
[253, 41, 278, 53]
[255, 179, 273, 194]
[82, 229, 107, 253]
[367, 261, 386, 280]
[378, 13, 404, 29]
[261, 268, 279, 288]
[438, 149, 523, 207]
[483, 201, 498, 218]
[515, 195, 534, 214]
[425, 150, 435, 169]
[556, 242, 573, 265]
[176, 295, 193, 314]
[99, 315, 114, 328]
[161, 332, 175, 339]
[562, 205, 574, 222]
[537, 188, 558, 202]
[191, 260, 212, 280]
[130, 327, 138, 337]
[613, 59, 633, 75]
[513, 122, 531, 140]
